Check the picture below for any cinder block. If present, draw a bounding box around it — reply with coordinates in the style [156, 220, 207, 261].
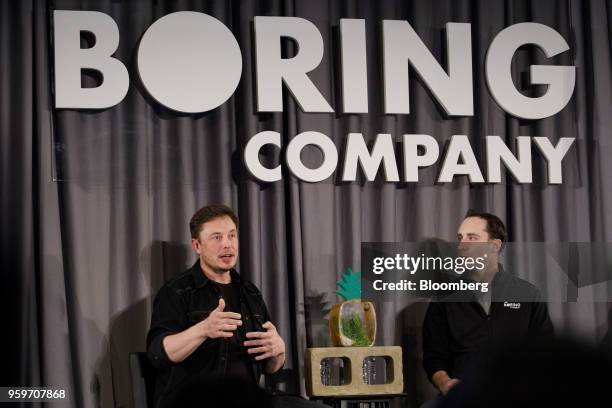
[305, 346, 404, 396]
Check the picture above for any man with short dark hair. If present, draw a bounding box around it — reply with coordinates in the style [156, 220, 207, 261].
[421, 211, 553, 407]
[147, 205, 285, 407]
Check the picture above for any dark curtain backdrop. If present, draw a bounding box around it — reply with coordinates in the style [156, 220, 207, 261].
[2, 0, 611, 407]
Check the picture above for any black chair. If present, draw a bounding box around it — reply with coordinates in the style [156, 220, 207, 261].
[129, 352, 157, 408]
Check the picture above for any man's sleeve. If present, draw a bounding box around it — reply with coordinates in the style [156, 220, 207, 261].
[528, 290, 554, 341]
[261, 293, 272, 323]
[146, 284, 187, 368]
[422, 301, 451, 383]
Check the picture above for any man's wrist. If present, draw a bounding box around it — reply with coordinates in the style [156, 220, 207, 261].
[192, 321, 209, 341]
[265, 352, 285, 373]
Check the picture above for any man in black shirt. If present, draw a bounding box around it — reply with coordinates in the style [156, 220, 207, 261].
[147, 205, 285, 407]
[421, 211, 553, 407]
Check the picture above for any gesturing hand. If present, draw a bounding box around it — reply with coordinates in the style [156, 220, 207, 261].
[199, 298, 242, 339]
[244, 321, 285, 361]
[441, 378, 460, 396]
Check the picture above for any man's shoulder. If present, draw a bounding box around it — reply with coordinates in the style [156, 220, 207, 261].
[162, 265, 198, 293]
[505, 272, 539, 292]
[497, 270, 542, 301]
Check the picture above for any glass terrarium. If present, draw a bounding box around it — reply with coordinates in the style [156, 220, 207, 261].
[328, 269, 377, 347]
[329, 299, 376, 346]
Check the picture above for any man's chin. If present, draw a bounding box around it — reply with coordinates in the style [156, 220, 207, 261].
[214, 264, 235, 273]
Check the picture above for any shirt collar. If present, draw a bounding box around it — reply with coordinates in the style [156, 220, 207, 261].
[190, 260, 242, 288]
[491, 263, 506, 286]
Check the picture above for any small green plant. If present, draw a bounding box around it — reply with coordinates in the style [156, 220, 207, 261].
[340, 312, 371, 346]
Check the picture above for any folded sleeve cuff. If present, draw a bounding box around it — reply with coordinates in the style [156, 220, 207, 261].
[147, 332, 175, 369]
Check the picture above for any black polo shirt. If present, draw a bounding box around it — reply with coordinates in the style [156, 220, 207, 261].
[422, 269, 554, 383]
[146, 261, 271, 407]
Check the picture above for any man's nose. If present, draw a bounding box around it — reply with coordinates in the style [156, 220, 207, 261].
[220, 235, 232, 247]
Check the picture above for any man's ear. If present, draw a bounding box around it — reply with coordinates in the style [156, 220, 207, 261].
[491, 239, 502, 253]
[191, 238, 201, 254]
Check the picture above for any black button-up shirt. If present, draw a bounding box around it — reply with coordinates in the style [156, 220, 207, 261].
[146, 261, 271, 407]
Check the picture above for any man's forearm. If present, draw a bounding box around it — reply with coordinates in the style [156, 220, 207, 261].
[264, 352, 285, 374]
[162, 324, 207, 363]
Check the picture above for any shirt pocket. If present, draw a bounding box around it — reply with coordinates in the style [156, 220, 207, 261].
[250, 313, 266, 330]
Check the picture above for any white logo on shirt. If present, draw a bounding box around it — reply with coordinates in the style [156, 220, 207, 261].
[503, 302, 521, 309]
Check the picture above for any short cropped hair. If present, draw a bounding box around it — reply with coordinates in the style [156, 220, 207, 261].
[190, 205, 238, 240]
[465, 209, 508, 245]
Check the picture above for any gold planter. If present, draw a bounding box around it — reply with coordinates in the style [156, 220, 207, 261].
[329, 300, 376, 346]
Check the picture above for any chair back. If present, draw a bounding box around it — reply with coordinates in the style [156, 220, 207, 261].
[129, 352, 156, 408]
